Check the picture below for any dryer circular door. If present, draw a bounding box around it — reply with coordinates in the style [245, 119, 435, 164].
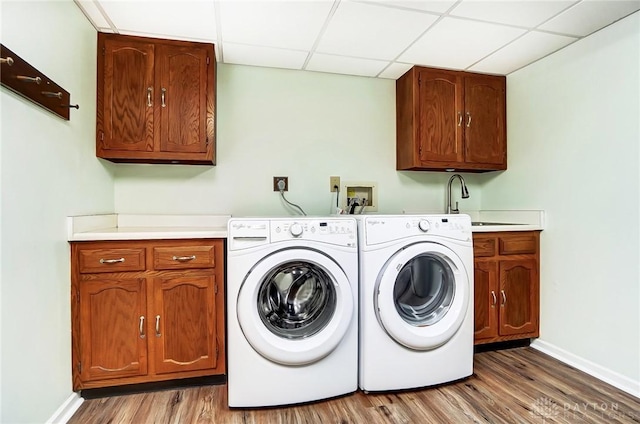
[237, 248, 354, 366]
[374, 242, 470, 350]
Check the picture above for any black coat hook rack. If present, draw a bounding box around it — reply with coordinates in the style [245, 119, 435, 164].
[1, 43, 78, 120]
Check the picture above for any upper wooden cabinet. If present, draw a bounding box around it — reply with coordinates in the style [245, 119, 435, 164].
[396, 66, 506, 172]
[96, 33, 216, 165]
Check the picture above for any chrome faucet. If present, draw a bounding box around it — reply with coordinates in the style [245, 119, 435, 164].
[446, 174, 470, 214]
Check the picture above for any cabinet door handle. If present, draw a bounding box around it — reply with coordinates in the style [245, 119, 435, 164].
[172, 255, 196, 262]
[139, 316, 145, 339]
[491, 291, 497, 306]
[466, 112, 472, 127]
[457, 111, 463, 127]
[99, 257, 125, 264]
[501, 290, 506, 305]
[147, 87, 152, 107]
[161, 88, 166, 108]
[155, 315, 161, 337]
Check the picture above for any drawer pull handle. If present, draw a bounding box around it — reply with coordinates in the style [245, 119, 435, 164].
[1, 56, 14, 66]
[491, 291, 497, 306]
[139, 316, 145, 339]
[16, 75, 41, 84]
[466, 112, 472, 127]
[99, 257, 125, 264]
[161, 87, 166, 107]
[457, 111, 463, 127]
[155, 315, 161, 337]
[172, 255, 196, 262]
[147, 87, 152, 107]
[501, 290, 507, 305]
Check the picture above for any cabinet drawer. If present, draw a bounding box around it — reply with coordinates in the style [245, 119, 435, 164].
[499, 235, 537, 255]
[78, 248, 146, 273]
[473, 237, 496, 257]
[153, 245, 216, 270]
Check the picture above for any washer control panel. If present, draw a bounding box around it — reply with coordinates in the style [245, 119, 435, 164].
[271, 218, 356, 247]
[228, 217, 357, 250]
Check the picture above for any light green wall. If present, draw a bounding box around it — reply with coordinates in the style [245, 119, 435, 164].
[0, 1, 115, 422]
[481, 12, 640, 389]
[113, 63, 484, 215]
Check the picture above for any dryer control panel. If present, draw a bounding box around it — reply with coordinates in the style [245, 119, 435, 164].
[362, 214, 471, 246]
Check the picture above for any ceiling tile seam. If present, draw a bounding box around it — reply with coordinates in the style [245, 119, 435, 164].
[223, 41, 311, 55]
[302, 0, 342, 71]
[213, 0, 224, 62]
[94, 0, 119, 34]
[73, 0, 99, 32]
[463, 29, 533, 74]
[349, 0, 448, 19]
[374, 13, 446, 78]
[526, 0, 584, 38]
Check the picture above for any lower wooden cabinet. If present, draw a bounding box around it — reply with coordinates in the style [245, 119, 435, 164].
[71, 239, 225, 390]
[473, 231, 540, 345]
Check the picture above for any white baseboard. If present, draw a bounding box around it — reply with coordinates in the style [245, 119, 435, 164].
[531, 339, 640, 398]
[46, 392, 84, 424]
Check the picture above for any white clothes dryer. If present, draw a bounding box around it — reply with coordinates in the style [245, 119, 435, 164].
[357, 214, 474, 392]
[226, 217, 358, 407]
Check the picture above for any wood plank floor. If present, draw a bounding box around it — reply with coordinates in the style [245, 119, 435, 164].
[68, 347, 640, 424]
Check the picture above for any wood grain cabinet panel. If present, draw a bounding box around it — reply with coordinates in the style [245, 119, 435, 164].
[396, 66, 506, 172]
[97, 33, 215, 165]
[71, 239, 225, 390]
[473, 231, 540, 345]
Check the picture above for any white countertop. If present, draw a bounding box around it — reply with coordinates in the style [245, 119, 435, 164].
[67, 210, 544, 241]
[67, 214, 231, 241]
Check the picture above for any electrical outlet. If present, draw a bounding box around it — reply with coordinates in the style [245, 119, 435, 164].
[273, 176, 288, 192]
[330, 176, 340, 192]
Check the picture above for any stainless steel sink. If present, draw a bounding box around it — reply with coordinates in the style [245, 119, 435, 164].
[471, 221, 518, 226]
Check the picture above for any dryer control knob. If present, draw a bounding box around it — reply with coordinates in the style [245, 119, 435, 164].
[290, 223, 303, 237]
[418, 220, 430, 232]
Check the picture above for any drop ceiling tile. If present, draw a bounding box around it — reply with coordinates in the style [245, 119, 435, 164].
[75, 0, 111, 30]
[306, 53, 390, 77]
[357, 0, 458, 14]
[316, 1, 438, 60]
[223, 43, 308, 70]
[539, 0, 640, 36]
[399, 17, 527, 70]
[469, 30, 577, 74]
[220, 0, 334, 51]
[450, 0, 575, 28]
[98, 0, 217, 41]
[379, 62, 414, 79]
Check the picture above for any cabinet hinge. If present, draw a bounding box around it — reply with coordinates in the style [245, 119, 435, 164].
[78, 362, 82, 373]
[215, 339, 219, 359]
[214, 283, 218, 295]
[207, 56, 210, 65]
[76, 288, 80, 303]
[102, 47, 105, 56]
[100, 131, 104, 141]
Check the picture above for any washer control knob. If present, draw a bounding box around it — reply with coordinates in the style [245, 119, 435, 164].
[290, 223, 303, 237]
[418, 220, 430, 232]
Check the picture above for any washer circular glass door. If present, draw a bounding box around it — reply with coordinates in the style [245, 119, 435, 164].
[375, 242, 470, 350]
[237, 248, 354, 365]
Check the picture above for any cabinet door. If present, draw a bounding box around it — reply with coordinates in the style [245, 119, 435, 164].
[474, 260, 499, 341]
[99, 37, 155, 152]
[417, 68, 464, 163]
[464, 74, 506, 166]
[79, 278, 148, 381]
[499, 259, 538, 336]
[152, 273, 218, 374]
[157, 44, 210, 154]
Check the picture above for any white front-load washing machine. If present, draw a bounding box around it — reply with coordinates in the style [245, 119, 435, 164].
[357, 214, 474, 392]
[226, 217, 358, 407]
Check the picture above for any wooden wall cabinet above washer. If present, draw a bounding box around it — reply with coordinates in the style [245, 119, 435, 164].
[96, 33, 216, 165]
[396, 66, 506, 172]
